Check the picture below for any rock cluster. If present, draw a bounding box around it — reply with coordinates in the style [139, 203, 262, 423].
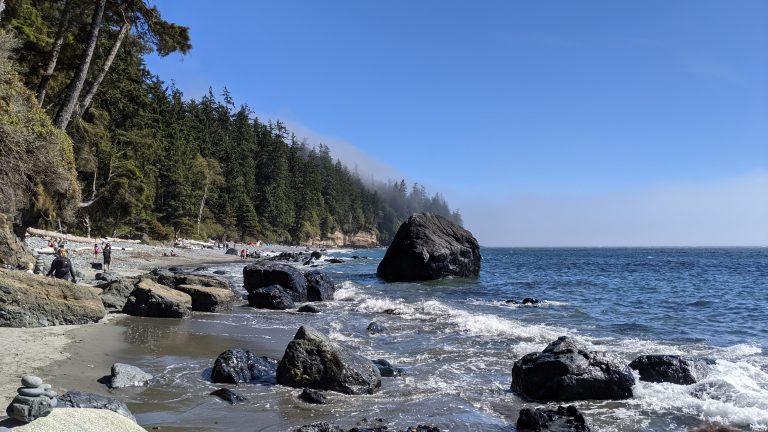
[377, 213, 481, 282]
[511, 336, 635, 401]
[243, 263, 336, 309]
[276, 326, 381, 395]
[5, 375, 57, 422]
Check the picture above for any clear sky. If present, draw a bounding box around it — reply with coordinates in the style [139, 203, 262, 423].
[146, 1, 768, 246]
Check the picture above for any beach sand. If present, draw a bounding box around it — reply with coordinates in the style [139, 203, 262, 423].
[1, 235, 311, 421]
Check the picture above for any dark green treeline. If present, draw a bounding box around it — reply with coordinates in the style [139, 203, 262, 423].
[1, 0, 461, 244]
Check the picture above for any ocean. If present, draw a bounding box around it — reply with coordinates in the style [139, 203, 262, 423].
[100, 247, 768, 431]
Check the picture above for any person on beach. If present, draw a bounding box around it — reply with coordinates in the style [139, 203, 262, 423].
[93, 243, 101, 259]
[103, 242, 112, 271]
[240, 249, 246, 259]
[46, 248, 76, 283]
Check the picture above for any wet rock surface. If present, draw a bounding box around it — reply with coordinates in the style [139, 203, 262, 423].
[517, 405, 591, 431]
[210, 348, 278, 384]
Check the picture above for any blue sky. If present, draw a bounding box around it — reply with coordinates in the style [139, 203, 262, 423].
[146, 1, 768, 246]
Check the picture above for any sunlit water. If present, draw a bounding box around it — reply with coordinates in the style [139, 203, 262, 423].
[109, 248, 768, 431]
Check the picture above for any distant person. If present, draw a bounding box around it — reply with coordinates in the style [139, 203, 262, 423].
[46, 248, 76, 283]
[103, 243, 112, 271]
[240, 249, 246, 260]
[93, 243, 101, 259]
[170, 250, 177, 257]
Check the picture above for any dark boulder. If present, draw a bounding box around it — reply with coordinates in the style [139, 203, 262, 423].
[517, 405, 590, 432]
[213, 270, 228, 275]
[97, 278, 138, 310]
[297, 304, 321, 313]
[211, 348, 278, 384]
[372, 359, 405, 377]
[299, 388, 326, 404]
[311, 251, 322, 260]
[57, 390, 136, 422]
[95, 272, 121, 283]
[328, 258, 344, 264]
[628, 355, 708, 385]
[225, 248, 238, 255]
[305, 271, 335, 301]
[243, 262, 308, 301]
[210, 388, 248, 404]
[404, 426, 440, 432]
[511, 336, 634, 401]
[349, 418, 388, 432]
[248, 285, 296, 310]
[153, 272, 229, 290]
[377, 213, 480, 282]
[122, 279, 192, 318]
[522, 298, 541, 305]
[276, 326, 381, 395]
[366, 322, 388, 335]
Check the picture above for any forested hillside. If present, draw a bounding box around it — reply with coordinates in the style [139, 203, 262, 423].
[0, 0, 461, 245]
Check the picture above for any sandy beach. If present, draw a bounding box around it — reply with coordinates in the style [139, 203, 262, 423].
[1, 234, 313, 423]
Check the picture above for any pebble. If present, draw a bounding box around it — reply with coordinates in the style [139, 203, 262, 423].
[18, 386, 46, 397]
[21, 375, 43, 387]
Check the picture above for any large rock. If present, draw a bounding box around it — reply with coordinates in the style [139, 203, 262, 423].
[110, 363, 153, 388]
[5, 394, 53, 422]
[94, 272, 121, 283]
[376, 213, 481, 282]
[0, 268, 106, 327]
[247, 285, 295, 310]
[210, 388, 247, 404]
[175, 284, 237, 312]
[121, 278, 192, 318]
[276, 326, 381, 395]
[57, 390, 135, 422]
[151, 271, 229, 290]
[304, 271, 335, 301]
[510, 336, 635, 401]
[0, 214, 33, 268]
[517, 405, 591, 432]
[210, 348, 278, 384]
[9, 408, 144, 432]
[96, 278, 138, 310]
[243, 263, 308, 301]
[628, 355, 708, 385]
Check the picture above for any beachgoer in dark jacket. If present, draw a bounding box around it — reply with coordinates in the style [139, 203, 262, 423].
[46, 249, 76, 283]
[103, 243, 112, 271]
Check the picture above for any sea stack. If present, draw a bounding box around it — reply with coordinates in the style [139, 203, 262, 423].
[377, 213, 481, 282]
[5, 375, 58, 422]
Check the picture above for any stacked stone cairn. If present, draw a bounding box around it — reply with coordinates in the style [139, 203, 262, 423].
[5, 375, 58, 422]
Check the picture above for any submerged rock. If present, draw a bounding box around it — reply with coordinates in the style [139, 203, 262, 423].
[294, 422, 344, 432]
[376, 213, 480, 282]
[297, 304, 321, 313]
[210, 388, 248, 404]
[511, 336, 634, 401]
[628, 355, 708, 385]
[372, 359, 405, 377]
[211, 348, 277, 384]
[517, 405, 591, 431]
[366, 322, 388, 335]
[276, 326, 381, 395]
[299, 388, 326, 404]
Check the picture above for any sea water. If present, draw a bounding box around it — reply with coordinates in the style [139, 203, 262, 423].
[112, 248, 768, 431]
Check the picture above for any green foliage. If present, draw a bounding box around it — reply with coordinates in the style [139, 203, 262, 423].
[2, 4, 462, 244]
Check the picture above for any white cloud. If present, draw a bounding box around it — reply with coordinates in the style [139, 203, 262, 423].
[456, 170, 768, 247]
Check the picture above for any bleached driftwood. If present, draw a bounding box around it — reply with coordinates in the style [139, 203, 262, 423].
[26, 227, 142, 244]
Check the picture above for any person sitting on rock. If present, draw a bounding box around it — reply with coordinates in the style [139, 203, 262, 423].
[46, 248, 76, 283]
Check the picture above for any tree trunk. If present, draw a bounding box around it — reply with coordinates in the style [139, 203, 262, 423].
[37, 0, 72, 107]
[196, 174, 210, 235]
[75, 21, 130, 119]
[0, 0, 6, 20]
[53, 0, 106, 130]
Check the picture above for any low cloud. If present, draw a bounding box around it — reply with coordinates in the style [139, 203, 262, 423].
[457, 170, 768, 247]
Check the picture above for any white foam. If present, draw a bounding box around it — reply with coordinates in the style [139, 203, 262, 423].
[630, 359, 768, 430]
[332, 281, 360, 301]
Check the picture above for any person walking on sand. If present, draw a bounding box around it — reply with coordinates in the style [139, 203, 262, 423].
[46, 248, 76, 283]
[93, 243, 101, 259]
[240, 249, 246, 260]
[103, 242, 112, 271]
